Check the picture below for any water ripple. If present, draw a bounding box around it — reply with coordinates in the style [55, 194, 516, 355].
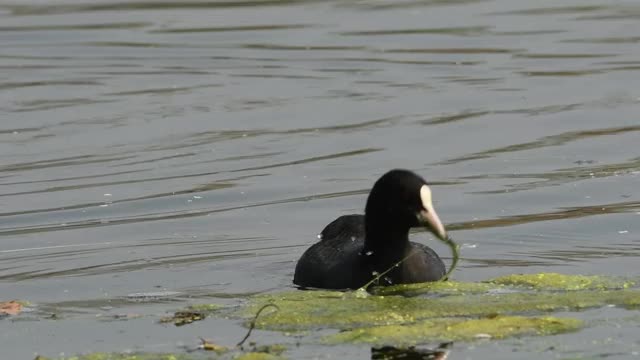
[441, 125, 640, 165]
[1, 1, 639, 356]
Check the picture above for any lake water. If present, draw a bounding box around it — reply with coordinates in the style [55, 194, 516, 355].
[1, 0, 639, 358]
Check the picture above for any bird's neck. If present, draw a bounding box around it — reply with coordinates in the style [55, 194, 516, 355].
[363, 219, 411, 257]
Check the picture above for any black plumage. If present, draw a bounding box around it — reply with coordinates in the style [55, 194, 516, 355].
[293, 169, 449, 290]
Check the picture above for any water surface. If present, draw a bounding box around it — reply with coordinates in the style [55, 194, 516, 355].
[1, 0, 639, 358]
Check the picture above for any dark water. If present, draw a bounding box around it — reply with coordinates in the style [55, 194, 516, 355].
[1, 0, 639, 358]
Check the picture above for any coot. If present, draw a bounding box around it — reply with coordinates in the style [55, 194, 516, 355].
[293, 169, 453, 290]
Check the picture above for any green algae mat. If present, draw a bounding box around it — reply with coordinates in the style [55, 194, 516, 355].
[239, 273, 637, 345]
[32, 273, 640, 360]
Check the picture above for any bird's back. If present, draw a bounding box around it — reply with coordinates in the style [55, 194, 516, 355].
[293, 215, 372, 289]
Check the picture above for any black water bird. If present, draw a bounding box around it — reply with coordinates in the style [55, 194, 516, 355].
[293, 169, 454, 290]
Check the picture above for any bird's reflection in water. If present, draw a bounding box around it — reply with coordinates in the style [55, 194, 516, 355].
[371, 342, 452, 360]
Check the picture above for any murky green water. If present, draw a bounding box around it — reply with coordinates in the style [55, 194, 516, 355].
[1, 0, 639, 358]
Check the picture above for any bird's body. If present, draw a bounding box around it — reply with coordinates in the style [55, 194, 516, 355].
[293, 169, 452, 290]
[293, 215, 445, 289]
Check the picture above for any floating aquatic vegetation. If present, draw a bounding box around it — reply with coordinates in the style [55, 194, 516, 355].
[487, 272, 634, 291]
[238, 273, 640, 344]
[372, 280, 496, 297]
[160, 311, 207, 326]
[374, 273, 634, 297]
[32, 274, 640, 359]
[160, 303, 222, 326]
[442, 236, 460, 280]
[326, 315, 582, 345]
[236, 304, 280, 347]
